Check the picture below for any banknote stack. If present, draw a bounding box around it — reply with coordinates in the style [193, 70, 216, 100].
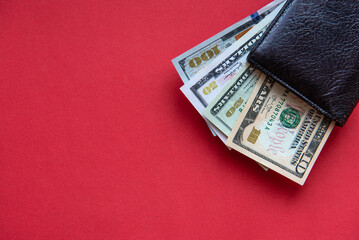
[172, 0, 334, 185]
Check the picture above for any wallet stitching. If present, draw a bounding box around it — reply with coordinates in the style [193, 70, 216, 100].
[248, 0, 342, 125]
[249, 60, 341, 124]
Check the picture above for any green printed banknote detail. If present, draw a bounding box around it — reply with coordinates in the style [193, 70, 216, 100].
[226, 74, 335, 185]
[203, 63, 261, 136]
[180, 3, 285, 143]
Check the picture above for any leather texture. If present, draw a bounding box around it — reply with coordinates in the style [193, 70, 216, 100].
[248, 0, 359, 126]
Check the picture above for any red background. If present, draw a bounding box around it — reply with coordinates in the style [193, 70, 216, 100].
[0, 0, 358, 239]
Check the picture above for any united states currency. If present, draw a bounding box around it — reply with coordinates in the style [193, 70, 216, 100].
[172, 0, 285, 83]
[226, 73, 335, 185]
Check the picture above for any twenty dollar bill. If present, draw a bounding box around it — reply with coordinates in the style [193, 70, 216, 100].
[180, 4, 283, 122]
[172, 0, 285, 83]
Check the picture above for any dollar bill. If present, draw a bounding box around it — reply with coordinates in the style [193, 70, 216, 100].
[180, 3, 283, 128]
[172, 0, 285, 83]
[203, 63, 261, 136]
[202, 63, 269, 171]
[226, 73, 335, 185]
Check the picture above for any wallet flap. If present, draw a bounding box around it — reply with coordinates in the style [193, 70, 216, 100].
[247, 0, 359, 126]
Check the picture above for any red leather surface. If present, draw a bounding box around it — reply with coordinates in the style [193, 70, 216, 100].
[0, 0, 358, 239]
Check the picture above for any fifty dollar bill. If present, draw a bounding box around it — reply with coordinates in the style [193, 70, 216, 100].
[180, 3, 284, 142]
[203, 63, 269, 171]
[203, 63, 261, 136]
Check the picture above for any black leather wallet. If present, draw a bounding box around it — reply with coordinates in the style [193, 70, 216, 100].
[247, 0, 359, 126]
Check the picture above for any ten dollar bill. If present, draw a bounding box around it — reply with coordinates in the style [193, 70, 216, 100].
[226, 73, 334, 185]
